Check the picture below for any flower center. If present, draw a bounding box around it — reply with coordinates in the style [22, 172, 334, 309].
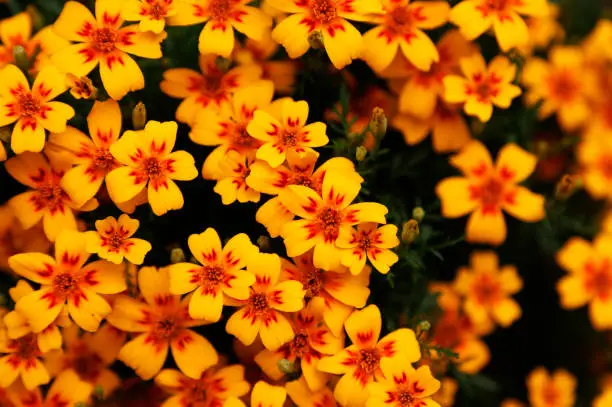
[397, 391, 415, 406]
[290, 173, 315, 188]
[53, 272, 78, 297]
[198, 265, 226, 294]
[311, 0, 338, 24]
[35, 183, 68, 213]
[280, 129, 299, 147]
[290, 331, 311, 358]
[13, 333, 39, 360]
[473, 274, 501, 304]
[142, 157, 165, 179]
[484, 0, 510, 11]
[318, 207, 342, 243]
[70, 75, 96, 99]
[548, 70, 580, 102]
[91, 27, 118, 53]
[187, 380, 210, 403]
[232, 124, 260, 151]
[147, 1, 168, 19]
[469, 176, 505, 213]
[385, 6, 423, 34]
[153, 318, 178, 341]
[542, 383, 559, 405]
[17, 91, 42, 118]
[357, 348, 381, 374]
[208, 0, 232, 21]
[104, 231, 125, 252]
[72, 351, 104, 381]
[356, 230, 373, 251]
[431, 316, 461, 349]
[93, 148, 117, 171]
[301, 267, 325, 299]
[249, 292, 269, 313]
[585, 260, 612, 300]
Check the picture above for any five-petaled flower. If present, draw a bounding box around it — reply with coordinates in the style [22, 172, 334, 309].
[366, 364, 441, 407]
[337, 223, 400, 275]
[526, 367, 576, 407]
[577, 135, 612, 201]
[0, 331, 50, 390]
[214, 151, 261, 205]
[0, 64, 74, 154]
[52, 0, 163, 100]
[436, 141, 545, 245]
[84, 214, 152, 264]
[122, 0, 177, 33]
[107, 266, 218, 380]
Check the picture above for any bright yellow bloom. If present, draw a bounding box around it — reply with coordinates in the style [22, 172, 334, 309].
[5, 153, 98, 242]
[432, 377, 458, 407]
[0, 330, 50, 390]
[366, 364, 440, 407]
[107, 266, 218, 380]
[436, 141, 545, 245]
[594, 388, 612, 407]
[337, 223, 399, 275]
[454, 251, 523, 329]
[255, 306, 344, 391]
[318, 305, 421, 407]
[443, 53, 521, 122]
[3, 369, 93, 407]
[269, 0, 381, 69]
[46, 100, 122, 208]
[556, 235, 612, 330]
[527, 367, 576, 407]
[106, 120, 198, 216]
[226, 252, 305, 350]
[0, 205, 49, 272]
[84, 214, 152, 264]
[214, 151, 261, 205]
[155, 365, 250, 407]
[9, 230, 126, 333]
[122, 0, 177, 33]
[247, 99, 329, 168]
[450, 0, 549, 51]
[224, 381, 286, 407]
[0, 64, 74, 154]
[522, 46, 596, 132]
[168, 0, 272, 58]
[362, 0, 449, 72]
[577, 134, 612, 200]
[168, 228, 259, 322]
[279, 171, 388, 270]
[52, 0, 164, 100]
[161, 54, 263, 125]
[286, 377, 338, 407]
[44, 323, 125, 397]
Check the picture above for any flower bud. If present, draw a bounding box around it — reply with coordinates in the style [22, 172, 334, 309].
[308, 31, 325, 50]
[257, 235, 270, 252]
[278, 358, 297, 374]
[355, 145, 367, 162]
[0, 127, 11, 143]
[26, 5, 45, 30]
[369, 107, 387, 140]
[170, 247, 186, 264]
[555, 174, 580, 200]
[412, 207, 425, 222]
[401, 220, 419, 244]
[66, 74, 98, 100]
[132, 102, 147, 130]
[12, 45, 29, 72]
[418, 320, 431, 332]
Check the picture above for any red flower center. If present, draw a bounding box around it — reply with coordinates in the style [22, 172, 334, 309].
[357, 348, 381, 374]
[198, 265, 226, 294]
[280, 129, 299, 147]
[318, 207, 342, 242]
[34, 182, 69, 213]
[207, 0, 232, 21]
[93, 148, 118, 172]
[142, 157, 165, 179]
[16, 91, 42, 118]
[301, 267, 325, 299]
[310, 0, 338, 24]
[231, 124, 260, 152]
[53, 272, 79, 297]
[473, 274, 501, 304]
[13, 333, 40, 360]
[466, 73, 501, 102]
[548, 70, 580, 102]
[385, 6, 425, 35]
[102, 230, 127, 252]
[248, 292, 269, 313]
[542, 383, 559, 405]
[145, 1, 170, 20]
[291, 173, 316, 189]
[153, 318, 178, 341]
[72, 349, 104, 381]
[91, 27, 118, 53]
[469, 176, 506, 213]
[397, 391, 415, 406]
[290, 331, 311, 358]
[585, 259, 612, 300]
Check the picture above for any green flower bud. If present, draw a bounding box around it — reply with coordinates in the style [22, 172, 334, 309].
[132, 102, 147, 130]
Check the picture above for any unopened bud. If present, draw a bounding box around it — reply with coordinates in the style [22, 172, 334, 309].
[401, 220, 419, 244]
[278, 358, 297, 374]
[369, 107, 387, 139]
[132, 102, 147, 130]
[0, 127, 10, 143]
[412, 207, 425, 222]
[533, 139, 549, 157]
[257, 236, 270, 252]
[66, 74, 98, 100]
[555, 174, 580, 200]
[418, 320, 431, 332]
[215, 56, 231, 72]
[355, 145, 367, 162]
[26, 6, 45, 30]
[308, 31, 325, 49]
[12, 45, 29, 72]
[93, 385, 104, 400]
[170, 247, 186, 264]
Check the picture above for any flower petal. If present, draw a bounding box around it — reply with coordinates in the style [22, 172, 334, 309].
[345, 304, 381, 347]
[118, 333, 168, 380]
[100, 52, 145, 100]
[171, 329, 218, 379]
[67, 289, 112, 332]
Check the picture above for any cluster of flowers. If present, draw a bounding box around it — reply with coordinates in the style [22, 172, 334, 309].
[0, 0, 611, 406]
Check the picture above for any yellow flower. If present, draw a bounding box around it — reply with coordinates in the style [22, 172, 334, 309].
[522, 46, 597, 132]
[4, 369, 93, 407]
[247, 99, 329, 168]
[443, 53, 522, 122]
[52, 0, 164, 100]
[0, 330, 50, 390]
[436, 141, 545, 245]
[337, 223, 399, 275]
[279, 170, 388, 270]
[556, 235, 612, 330]
[450, 0, 549, 51]
[286, 377, 338, 407]
[224, 381, 286, 407]
[122, 0, 177, 33]
[107, 266, 218, 380]
[5, 153, 98, 242]
[0, 64, 74, 154]
[8, 230, 126, 333]
[432, 377, 458, 407]
[168, 228, 259, 322]
[577, 135, 612, 200]
[168, 0, 272, 58]
[226, 252, 305, 350]
[318, 305, 421, 407]
[526, 367, 576, 407]
[161, 54, 263, 125]
[106, 120, 198, 216]
[84, 214, 152, 264]
[155, 365, 250, 407]
[453, 251, 523, 329]
[269, 0, 381, 69]
[361, 0, 449, 72]
[366, 365, 440, 407]
[44, 323, 125, 397]
[214, 151, 261, 205]
[0, 205, 50, 272]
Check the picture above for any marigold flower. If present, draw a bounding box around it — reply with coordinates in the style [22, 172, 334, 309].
[5, 369, 93, 407]
[161, 54, 263, 125]
[0, 64, 74, 154]
[337, 223, 399, 275]
[122, 0, 177, 33]
[366, 364, 440, 407]
[269, 0, 381, 69]
[556, 235, 612, 330]
[168, 228, 259, 322]
[436, 141, 545, 245]
[577, 128, 612, 201]
[450, 0, 549, 52]
[44, 323, 125, 397]
[279, 170, 388, 270]
[0, 206, 50, 272]
[443, 53, 521, 122]
[286, 377, 338, 407]
[5, 153, 98, 242]
[226, 252, 305, 350]
[454, 251, 523, 329]
[106, 120, 198, 216]
[224, 381, 286, 407]
[214, 151, 261, 205]
[84, 214, 152, 265]
[361, 0, 449, 72]
[0, 330, 50, 390]
[522, 46, 596, 132]
[318, 305, 421, 407]
[52, 0, 164, 100]
[526, 367, 576, 407]
[168, 0, 271, 58]
[155, 365, 250, 407]
[107, 266, 218, 380]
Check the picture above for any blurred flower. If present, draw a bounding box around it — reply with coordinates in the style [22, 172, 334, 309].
[286, 377, 338, 407]
[432, 377, 458, 407]
[336, 223, 399, 275]
[367, 364, 440, 407]
[526, 367, 576, 407]
[0, 328, 50, 390]
[122, 0, 177, 33]
[577, 135, 612, 201]
[0, 205, 50, 272]
[518, 2, 564, 55]
[4, 370, 93, 407]
[594, 388, 612, 407]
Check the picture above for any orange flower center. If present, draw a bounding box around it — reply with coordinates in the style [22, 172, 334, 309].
[356, 230, 374, 251]
[12, 333, 39, 360]
[357, 348, 381, 374]
[208, 0, 232, 21]
[91, 27, 118, 53]
[35, 182, 69, 213]
[484, 0, 510, 11]
[145, 0, 170, 20]
[93, 148, 118, 172]
[53, 272, 79, 297]
[198, 265, 226, 294]
[280, 129, 299, 147]
[103, 231, 127, 252]
[142, 157, 166, 179]
[384, 6, 425, 35]
[466, 73, 501, 103]
[469, 176, 506, 213]
[397, 391, 415, 406]
[231, 124, 260, 152]
[16, 91, 43, 118]
[290, 330, 311, 358]
[249, 292, 269, 313]
[301, 267, 325, 299]
[153, 318, 178, 340]
[431, 315, 461, 349]
[473, 274, 501, 304]
[186, 380, 210, 403]
[318, 207, 342, 242]
[585, 259, 612, 300]
[548, 70, 580, 102]
[72, 349, 104, 381]
[541, 383, 559, 405]
[310, 0, 338, 24]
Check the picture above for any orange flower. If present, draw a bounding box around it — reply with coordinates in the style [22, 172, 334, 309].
[526, 367, 576, 407]
[318, 305, 421, 407]
[9, 230, 126, 333]
[0, 330, 51, 390]
[51, 0, 164, 100]
[5, 153, 98, 242]
[122, 0, 177, 33]
[286, 377, 338, 407]
[214, 151, 261, 205]
[443, 53, 521, 122]
[362, 0, 449, 72]
[226, 252, 305, 350]
[84, 214, 152, 265]
[366, 364, 440, 407]
[0, 205, 50, 272]
[3, 369, 93, 407]
[107, 267, 218, 380]
[160, 54, 262, 125]
[577, 135, 612, 200]
[168, 228, 259, 322]
[436, 141, 545, 245]
[0, 65, 74, 154]
[337, 223, 399, 275]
